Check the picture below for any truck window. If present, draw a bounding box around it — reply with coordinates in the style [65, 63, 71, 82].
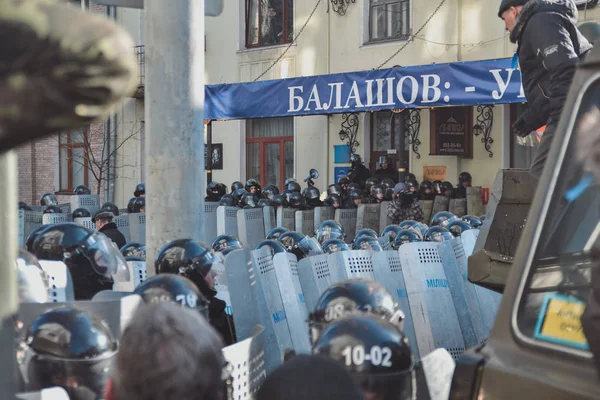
[515, 80, 600, 356]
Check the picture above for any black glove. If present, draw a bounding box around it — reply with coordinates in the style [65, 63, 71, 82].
[512, 116, 532, 138]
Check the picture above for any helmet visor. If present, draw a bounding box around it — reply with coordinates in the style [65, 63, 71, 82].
[82, 232, 130, 282]
[298, 237, 324, 257]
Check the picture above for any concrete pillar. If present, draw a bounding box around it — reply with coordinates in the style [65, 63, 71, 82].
[145, 0, 205, 273]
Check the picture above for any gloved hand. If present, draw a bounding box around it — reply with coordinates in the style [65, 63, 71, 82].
[512, 116, 532, 137]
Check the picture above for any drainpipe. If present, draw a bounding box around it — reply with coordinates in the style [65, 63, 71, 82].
[105, 5, 117, 203]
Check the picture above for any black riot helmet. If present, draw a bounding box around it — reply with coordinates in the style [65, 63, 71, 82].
[133, 197, 145, 213]
[206, 182, 226, 200]
[266, 227, 289, 240]
[322, 239, 350, 254]
[393, 229, 422, 250]
[232, 188, 247, 207]
[424, 226, 453, 243]
[100, 202, 119, 216]
[19, 201, 29, 210]
[404, 173, 417, 183]
[354, 229, 378, 242]
[352, 236, 383, 252]
[365, 177, 379, 194]
[43, 205, 62, 214]
[288, 192, 303, 208]
[284, 177, 297, 187]
[219, 194, 235, 207]
[350, 154, 362, 166]
[432, 180, 443, 195]
[134, 183, 145, 197]
[245, 179, 261, 193]
[440, 181, 454, 193]
[327, 184, 343, 196]
[256, 240, 287, 256]
[272, 194, 288, 209]
[378, 155, 391, 166]
[241, 193, 259, 208]
[371, 184, 385, 198]
[278, 231, 323, 260]
[446, 219, 472, 237]
[405, 179, 418, 192]
[312, 315, 414, 400]
[134, 274, 209, 318]
[211, 235, 243, 256]
[385, 187, 394, 201]
[287, 181, 302, 193]
[26, 226, 48, 253]
[73, 185, 91, 195]
[17, 249, 50, 303]
[316, 220, 345, 244]
[281, 190, 293, 203]
[458, 171, 472, 187]
[71, 208, 90, 219]
[347, 182, 361, 192]
[31, 223, 130, 300]
[40, 193, 58, 206]
[231, 181, 244, 193]
[381, 179, 395, 189]
[127, 197, 137, 213]
[431, 211, 455, 227]
[304, 186, 321, 205]
[155, 239, 223, 299]
[257, 198, 273, 208]
[338, 176, 351, 188]
[262, 185, 280, 200]
[308, 278, 404, 345]
[327, 194, 343, 209]
[461, 215, 482, 229]
[120, 242, 146, 260]
[420, 180, 433, 193]
[24, 307, 118, 400]
[349, 189, 362, 202]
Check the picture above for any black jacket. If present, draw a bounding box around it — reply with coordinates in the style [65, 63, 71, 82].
[510, 0, 592, 131]
[374, 167, 397, 183]
[99, 222, 127, 249]
[347, 164, 371, 189]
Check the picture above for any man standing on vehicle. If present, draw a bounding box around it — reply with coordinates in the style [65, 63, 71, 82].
[498, 0, 592, 188]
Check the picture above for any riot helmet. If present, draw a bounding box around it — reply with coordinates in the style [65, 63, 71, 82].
[231, 181, 244, 193]
[262, 185, 279, 200]
[31, 223, 130, 300]
[423, 226, 453, 243]
[232, 188, 248, 207]
[304, 187, 321, 207]
[446, 219, 472, 237]
[365, 177, 380, 194]
[134, 274, 209, 318]
[431, 211, 455, 227]
[458, 171, 472, 188]
[266, 227, 289, 240]
[245, 179, 261, 194]
[327, 184, 343, 196]
[257, 198, 273, 208]
[349, 190, 362, 203]
[312, 315, 414, 400]
[327, 194, 343, 209]
[256, 240, 287, 256]
[40, 193, 58, 206]
[354, 229, 378, 241]
[432, 180, 443, 195]
[24, 308, 118, 400]
[338, 176, 351, 190]
[100, 202, 119, 216]
[73, 185, 91, 195]
[381, 179, 395, 189]
[206, 181, 226, 200]
[352, 236, 383, 251]
[393, 229, 422, 250]
[43, 205, 61, 214]
[26, 226, 48, 253]
[350, 154, 362, 166]
[288, 192, 303, 208]
[19, 201, 29, 210]
[284, 177, 297, 187]
[398, 220, 418, 230]
[241, 192, 259, 208]
[16, 250, 49, 303]
[72, 208, 90, 219]
[347, 182, 361, 192]
[420, 180, 433, 194]
[407, 222, 429, 238]
[440, 181, 454, 193]
[309, 278, 404, 344]
[378, 155, 391, 167]
[287, 181, 302, 193]
[211, 235, 243, 256]
[322, 239, 350, 254]
[371, 184, 385, 201]
[219, 194, 235, 207]
[134, 183, 145, 197]
[404, 173, 417, 183]
[385, 187, 394, 201]
[278, 231, 323, 260]
[132, 197, 145, 213]
[120, 242, 146, 260]
[380, 225, 403, 242]
[316, 220, 345, 244]
[272, 194, 288, 208]
[127, 197, 137, 213]
[405, 179, 418, 192]
[461, 215, 482, 229]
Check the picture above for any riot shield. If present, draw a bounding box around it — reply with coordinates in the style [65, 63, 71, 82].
[327, 250, 374, 282]
[371, 251, 420, 361]
[113, 215, 131, 243]
[356, 203, 381, 232]
[74, 217, 95, 231]
[297, 254, 333, 313]
[431, 196, 450, 223]
[334, 208, 357, 244]
[295, 210, 315, 237]
[128, 212, 146, 244]
[42, 213, 72, 225]
[273, 253, 311, 353]
[69, 194, 100, 217]
[263, 206, 276, 235]
[18, 211, 42, 249]
[224, 249, 258, 342]
[38, 261, 74, 302]
[461, 229, 479, 257]
[313, 206, 334, 233]
[449, 198, 467, 217]
[202, 202, 220, 244]
[276, 208, 297, 231]
[420, 200, 434, 227]
[212, 260, 232, 315]
[57, 203, 71, 214]
[398, 242, 465, 360]
[379, 201, 392, 233]
[237, 208, 266, 249]
[217, 206, 240, 237]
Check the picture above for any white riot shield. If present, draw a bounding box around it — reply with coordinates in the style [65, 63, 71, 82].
[371, 251, 420, 361]
[69, 194, 100, 216]
[276, 208, 297, 231]
[461, 229, 479, 257]
[356, 203, 381, 232]
[127, 260, 146, 289]
[418, 349, 456, 400]
[212, 261, 232, 315]
[57, 203, 72, 214]
[217, 205, 239, 237]
[273, 252, 311, 354]
[313, 206, 334, 232]
[437, 239, 484, 348]
[203, 202, 220, 244]
[328, 250, 375, 282]
[42, 213, 72, 225]
[398, 242, 465, 360]
[238, 208, 266, 249]
[297, 254, 334, 313]
[334, 208, 357, 243]
[20, 211, 42, 248]
[113, 215, 131, 243]
[379, 201, 392, 233]
[295, 210, 315, 237]
[129, 213, 146, 244]
[74, 217, 95, 231]
[263, 206, 276, 234]
[224, 249, 258, 341]
[38, 261, 74, 302]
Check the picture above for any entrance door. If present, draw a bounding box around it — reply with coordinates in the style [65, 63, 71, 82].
[369, 110, 410, 176]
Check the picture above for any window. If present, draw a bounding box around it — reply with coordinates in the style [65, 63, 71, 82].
[515, 79, 600, 357]
[246, 117, 293, 189]
[369, 111, 409, 174]
[58, 128, 89, 192]
[368, 0, 410, 43]
[246, 0, 293, 48]
[510, 103, 537, 168]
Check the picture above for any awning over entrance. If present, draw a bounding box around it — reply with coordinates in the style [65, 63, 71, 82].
[205, 57, 524, 120]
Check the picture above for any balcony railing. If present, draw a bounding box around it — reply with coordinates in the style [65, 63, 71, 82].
[133, 45, 145, 98]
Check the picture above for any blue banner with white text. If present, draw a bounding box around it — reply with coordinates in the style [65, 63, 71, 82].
[205, 58, 524, 120]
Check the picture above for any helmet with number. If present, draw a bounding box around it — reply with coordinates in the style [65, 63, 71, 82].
[365, 177, 380, 194]
[352, 236, 383, 252]
[16, 250, 49, 303]
[446, 219, 472, 237]
[304, 187, 321, 206]
[266, 227, 289, 240]
[262, 185, 279, 200]
[316, 220, 345, 244]
[371, 184, 385, 198]
[461, 215, 482, 229]
[24, 307, 118, 400]
[312, 314, 414, 400]
[134, 183, 145, 197]
[256, 240, 287, 256]
[155, 239, 223, 299]
[241, 193, 259, 208]
[43, 205, 61, 214]
[219, 194, 235, 207]
[458, 171, 472, 186]
[120, 242, 146, 260]
[272, 194, 288, 209]
[231, 181, 244, 193]
[211, 235, 243, 256]
[71, 207, 90, 219]
[347, 183, 361, 192]
[354, 229, 378, 242]
[322, 239, 351, 254]
[133, 197, 145, 213]
[278, 231, 323, 260]
[381, 225, 403, 241]
[31, 223, 130, 300]
[404, 173, 417, 183]
[308, 278, 404, 344]
[206, 182, 226, 200]
[327, 184, 343, 196]
[350, 154, 363, 166]
[99, 202, 118, 216]
[134, 274, 209, 318]
[381, 179, 396, 190]
[424, 226, 453, 243]
[288, 192, 303, 208]
[431, 211, 455, 227]
[257, 198, 273, 208]
[287, 181, 302, 193]
[328, 194, 343, 209]
[73, 185, 91, 195]
[245, 179, 261, 193]
[392, 229, 421, 250]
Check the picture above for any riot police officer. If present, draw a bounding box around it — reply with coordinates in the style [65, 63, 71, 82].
[455, 171, 472, 199]
[134, 183, 145, 197]
[347, 154, 371, 188]
[375, 155, 397, 183]
[206, 181, 226, 202]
